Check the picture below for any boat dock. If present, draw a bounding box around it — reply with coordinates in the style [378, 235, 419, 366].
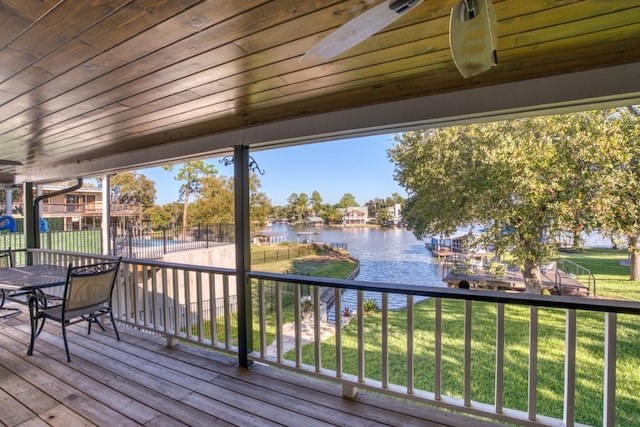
[442, 262, 592, 297]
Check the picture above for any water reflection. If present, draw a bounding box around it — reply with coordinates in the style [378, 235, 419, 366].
[268, 224, 443, 321]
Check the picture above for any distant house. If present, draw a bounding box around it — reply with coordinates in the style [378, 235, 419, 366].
[304, 216, 326, 227]
[10, 184, 141, 231]
[338, 206, 368, 226]
[386, 203, 402, 227]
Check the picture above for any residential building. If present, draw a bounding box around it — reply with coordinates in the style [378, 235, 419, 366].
[338, 206, 368, 226]
[10, 185, 142, 231]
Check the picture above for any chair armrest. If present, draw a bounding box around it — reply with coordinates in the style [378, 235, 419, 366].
[28, 293, 63, 315]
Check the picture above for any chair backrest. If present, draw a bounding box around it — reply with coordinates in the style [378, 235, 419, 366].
[63, 259, 121, 312]
[0, 248, 12, 269]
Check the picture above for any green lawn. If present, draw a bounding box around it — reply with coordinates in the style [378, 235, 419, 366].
[291, 248, 640, 426]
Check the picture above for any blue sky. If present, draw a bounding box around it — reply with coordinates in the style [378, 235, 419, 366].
[140, 134, 407, 207]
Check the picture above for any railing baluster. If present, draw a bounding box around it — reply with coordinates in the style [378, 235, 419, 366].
[564, 309, 577, 427]
[161, 267, 169, 333]
[603, 312, 617, 426]
[334, 287, 343, 378]
[150, 266, 157, 329]
[196, 271, 204, 341]
[495, 302, 505, 414]
[434, 297, 442, 400]
[223, 275, 231, 349]
[313, 285, 321, 372]
[209, 272, 217, 344]
[294, 283, 301, 366]
[464, 300, 472, 406]
[171, 269, 180, 337]
[184, 270, 192, 339]
[529, 306, 538, 420]
[381, 292, 389, 388]
[141, 263, 148, 327]
[407, 294, 414, 394]
[275, 281, 283, 362]
[132, 263, 140, 325]
[357, 289, 364, 383]
[258, 278, 266, 358]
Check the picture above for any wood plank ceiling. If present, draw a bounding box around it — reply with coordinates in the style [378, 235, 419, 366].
[0, 0, 640, 186]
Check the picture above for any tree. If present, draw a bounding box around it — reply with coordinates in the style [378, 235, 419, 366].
[188, 174, 234, 224]
[366, 197, 385, 218]
[162, 161, 216, 228]
[109, 171, 156, 206]
[591, 106, 640, 280]
[389, 112, 611, 293]
[286, 192, 309, 223]
[320, 203, 341, 224]
[250, 173, 272, 228]
[311, 191, 323, 214]
[337, 193, 358, 208]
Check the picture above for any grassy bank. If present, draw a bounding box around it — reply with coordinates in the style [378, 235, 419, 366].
[293, 248, 640, 426]
[250, 243, 359, 349]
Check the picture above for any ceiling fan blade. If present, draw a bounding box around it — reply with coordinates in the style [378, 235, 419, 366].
[0, 160, 22, 166]
[449, 0, 498, 78]
[300, 0, 423, 63]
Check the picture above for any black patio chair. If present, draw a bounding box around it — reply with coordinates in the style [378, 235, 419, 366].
[0, 248, 19, 319]
[27, 258, 122, 362]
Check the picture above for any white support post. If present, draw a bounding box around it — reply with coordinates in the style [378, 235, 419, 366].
[101, 175, 111, 255]
[5, 188, 12, 216]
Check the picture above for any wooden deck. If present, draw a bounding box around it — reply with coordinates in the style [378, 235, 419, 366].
[443, 267, 591, 297]
[0, 308, 503, 427]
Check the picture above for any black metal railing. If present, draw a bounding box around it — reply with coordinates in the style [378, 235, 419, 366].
[113, 223, 235, 259]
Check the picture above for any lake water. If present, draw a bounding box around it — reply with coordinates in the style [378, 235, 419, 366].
[268, 224, 614, 321]
[269, 224, 443, 320]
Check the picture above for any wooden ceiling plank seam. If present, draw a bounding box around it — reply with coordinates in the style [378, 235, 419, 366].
[15, 40, 456, 150]
[37, 33, 640, 166]
[3, 27, 636, 160]
[0, 0, 524, 135]
[504, 8, 640, 49]
[0, 0, 133, 90]
[497, 2, 640, 37]
[7, 18, 636, 155]
[0, 0, 310, 139]
[0, 0, 210, 135]
[1, 9, 450, 140]
[0, 0, 65, 50]
[43, 1, 640, 144]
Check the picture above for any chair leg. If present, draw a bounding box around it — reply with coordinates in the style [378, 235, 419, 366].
[27, 315, 41, 356]
[61, 323, 71, 362]
[110, 311, 120, 341]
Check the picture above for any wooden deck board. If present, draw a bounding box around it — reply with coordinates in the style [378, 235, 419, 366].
[0, 308, 504, 427]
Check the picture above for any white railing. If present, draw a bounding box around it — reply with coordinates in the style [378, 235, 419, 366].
[27, 249, 640, 427]
[29, 249, 239, 356]
[248, 271, 640, 427]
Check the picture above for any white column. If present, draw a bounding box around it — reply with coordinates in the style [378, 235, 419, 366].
[102, 175, 111, 255]
[5, 188, 11, 216]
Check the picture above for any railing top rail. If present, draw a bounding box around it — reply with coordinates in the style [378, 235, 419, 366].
[249, 270, 640, 315]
